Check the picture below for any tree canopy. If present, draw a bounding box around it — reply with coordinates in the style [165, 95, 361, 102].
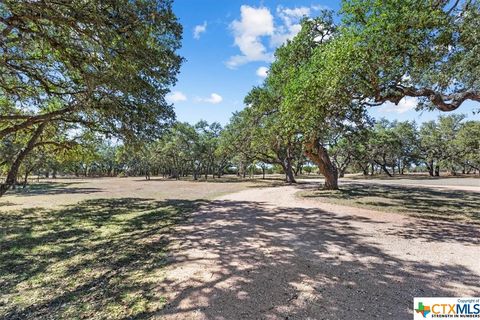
[296, 0, 480, 112]
[240, 1, 479, 189]
[0, 0, 183, 195]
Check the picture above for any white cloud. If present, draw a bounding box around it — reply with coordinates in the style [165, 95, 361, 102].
[193, 21, 207, 39]
[270, 24, 302, 48]
[226, 5, 275, 68]
[166, 91, 187, 103]
[380, 97, 418, 114]
[227, 5, 324, 68]
[256, 66, 269, 78]
[278, 6, 311, 23]
[311, 4, 329, 11]
[271, 6, 313, 47]
[198, 93, 223, 104]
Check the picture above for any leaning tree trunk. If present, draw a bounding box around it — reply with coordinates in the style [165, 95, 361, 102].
[337, 158, 350, 178]
[282, 159, 297, 184]
[23, 165, 35, 188]
[304, 139, 338, 190]
[380, 164, 393, 177]
[0, 123, 46, 197]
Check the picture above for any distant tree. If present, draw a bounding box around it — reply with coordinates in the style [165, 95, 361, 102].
[330, 128, 372, 178]
[367, 120, 402, 177]
[193, 121, 223, 179]
[218, 111, 258, 179]
[243, 87, 302, 183]
[418, 115, 466, 176]
[456, 121, 480, 173]
[391, 121, 420, 174]
[154, 123, 196, 179]
[303, 165, 314, 175]
[437, 115, 466, 175]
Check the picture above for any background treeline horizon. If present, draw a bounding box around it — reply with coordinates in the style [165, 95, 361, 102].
[5, 114, 478, 185]
[1, 0, 479, 194]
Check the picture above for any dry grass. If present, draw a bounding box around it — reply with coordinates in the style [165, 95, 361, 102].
[300, 182, 480, 222]
[3, 175, 477, 318]
[0, 177, 266, 319]
[0, 176, 282, 212]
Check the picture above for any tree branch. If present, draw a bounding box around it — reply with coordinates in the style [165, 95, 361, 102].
[0, 105, 75, 138]
[377, 86, 480, 112]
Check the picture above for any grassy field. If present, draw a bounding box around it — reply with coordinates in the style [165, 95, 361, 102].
[300, 181, 480, 222]
[1, 176, 478, 318]
[0, 177, 269, 319]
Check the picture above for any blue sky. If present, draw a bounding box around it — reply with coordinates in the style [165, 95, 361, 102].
[170, 0, 479, 126]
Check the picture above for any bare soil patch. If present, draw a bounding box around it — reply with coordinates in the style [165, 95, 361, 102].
[155, 185, 480, 320]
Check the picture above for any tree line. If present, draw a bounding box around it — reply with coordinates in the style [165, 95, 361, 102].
[4, 115, 478, 186]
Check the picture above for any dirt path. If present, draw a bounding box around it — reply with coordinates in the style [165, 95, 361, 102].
[156, 185, 480, 320]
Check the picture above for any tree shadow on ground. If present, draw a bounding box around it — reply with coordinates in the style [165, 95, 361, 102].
[6, 182, 101, 197]
[146, 199, 480, 320]
[383, 219, 480, 245]
[132, 176, 291, 186]
[0, 198, 202, 320]
[302, 183, 480, 222]
[2, 197, 479, 319]
[0, 201, 15, 207]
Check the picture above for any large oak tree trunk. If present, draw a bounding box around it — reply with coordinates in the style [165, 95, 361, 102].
[283, 159, 297, 184]
[285, 147, 297, 184]
[304, 139, 338, 190]
[426, 160, 434, 176]
[0, 123, 46, 197]
[279, 159, 296, 183]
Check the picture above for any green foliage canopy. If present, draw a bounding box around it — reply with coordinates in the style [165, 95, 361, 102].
[0, 0, 183, 140]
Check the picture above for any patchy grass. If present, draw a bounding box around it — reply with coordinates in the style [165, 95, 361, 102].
[0, 177, 257, 319]
[300, 183, 480, 222]
[0, 177, 257, 212]
[345, 173, 480, 183]
[0, 197, 205, 319]
[6, 182, 101, 197]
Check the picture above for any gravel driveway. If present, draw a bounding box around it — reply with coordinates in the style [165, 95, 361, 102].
[156, 185, 480, 320]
